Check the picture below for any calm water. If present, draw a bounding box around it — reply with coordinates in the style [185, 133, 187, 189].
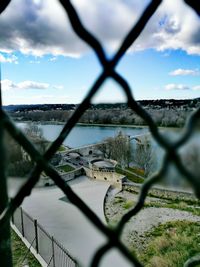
[18, 123, 148, 148]
[17, 122, 200, 189]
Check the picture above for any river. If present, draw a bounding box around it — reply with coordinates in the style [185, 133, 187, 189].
[18, 122, 149, 148]
[18, 122, 200, 188]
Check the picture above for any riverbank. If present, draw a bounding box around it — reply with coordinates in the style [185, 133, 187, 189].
[16, 119, 183, 131]
[10, 100, 194, 129]
[78, 123, 182, 131]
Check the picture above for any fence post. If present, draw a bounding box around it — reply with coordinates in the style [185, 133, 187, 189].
[0, 67, 13, 267]
[34, 220, 39, 253]
[52, 237, 56, 267]
[20, 207, 25, 237]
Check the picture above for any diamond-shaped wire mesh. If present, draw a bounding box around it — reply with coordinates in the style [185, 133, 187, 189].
[0, 1, 200, 266]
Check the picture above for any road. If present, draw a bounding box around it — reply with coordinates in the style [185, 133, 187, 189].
[17, 176, 131, 267]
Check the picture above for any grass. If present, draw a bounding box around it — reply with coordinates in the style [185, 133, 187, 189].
[110, 194, 200, 231]
[57, 164, 75, 172]
[113, 196, 125, 204]
[58, 145, 67, 152]
[116, 166, 144, 184]
[11, 229, 41, 267]
[124, 182, 200, 207]
[143, 199, 200, 216]
[147, 191, 200, 206]
[123, 200, 134, 209]
[119, 196, 200, 216]
[108, 192, 200, 266]
[126, 166, 145, 177]
[138, 221, 200, 267]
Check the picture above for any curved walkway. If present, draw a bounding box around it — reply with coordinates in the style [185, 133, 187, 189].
[20, 176, 131, 267]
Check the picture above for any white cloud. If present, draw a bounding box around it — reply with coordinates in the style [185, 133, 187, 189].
[165, 83, 190, 90]
[1, 80, 16, 91]
[29, 60, 41, 64]
[169, 68, 200, 76]
[53, 85, 64, 89]
[1, 79, 65, 91]
[1, 79, 49, 91]
[132, 0, 200, 55]
[165, 83, 200, 91]
[49, 57, 57, 62]
[0, 53, 18, 63]
[18, 81, 49, 89]
[0, 0, 200, 57]
[193, 85, 200, 91]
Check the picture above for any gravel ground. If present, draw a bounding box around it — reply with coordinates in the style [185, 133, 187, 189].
[105, 189, 200, 252]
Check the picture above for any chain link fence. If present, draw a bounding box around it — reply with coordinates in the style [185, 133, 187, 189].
[0, 0, 200, 266]
[12, 207, 77, 267]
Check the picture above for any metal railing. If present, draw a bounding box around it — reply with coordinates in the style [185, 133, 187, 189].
[0, 1, 200, 266]
[12, 207, 77, 267]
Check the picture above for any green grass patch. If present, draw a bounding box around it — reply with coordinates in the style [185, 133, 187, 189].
[123, 200, 135, 209]
[117, 195, 200, 216]
[126, 167, 145, 177]
[144, 200, 200, 216]
[12, 230, 41, 267]
[57, 164, 75, 173]
[58, 145, 67, 152]
[113, 196, 125, 204]
[138, 221, 200, 267]
[116, 167, 144, 184]
[147, 191, 200, 206]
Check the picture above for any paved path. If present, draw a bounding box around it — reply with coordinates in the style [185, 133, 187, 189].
[19, 176, 131, 267]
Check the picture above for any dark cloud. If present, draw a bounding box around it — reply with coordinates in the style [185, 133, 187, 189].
[0, 0, 200, 57]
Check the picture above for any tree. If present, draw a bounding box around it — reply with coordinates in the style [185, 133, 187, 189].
[5, 132, 33, 177]
[99, 131, 132, 168]
[181, 143, 200, 178]
[24, 123, 62, 166]
[6, 124, 50, 177]
[24, 123, 43, 139]
[133, 136, 156, 177]
[24, 123, 49, 154]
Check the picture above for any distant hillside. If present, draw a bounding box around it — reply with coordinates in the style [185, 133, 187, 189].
[4, 98, 200, 112]
[6, 98, 200, 128]
[3, 103, 77, 112]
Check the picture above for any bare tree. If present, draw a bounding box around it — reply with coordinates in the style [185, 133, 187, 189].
[5, 132, 33, 177]
[98, 140, 112, 159]
[181, 143, 200, 178]
[133, 136, 156, 177]
[24, 123, 43, 139]
[99, 131, 132, 168]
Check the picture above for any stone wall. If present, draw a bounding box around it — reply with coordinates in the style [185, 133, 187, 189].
[85, 167, 125, 189]
[60, 142, 104, 157]
[123, 182, 198, 202]
[37, 168, 85, 187]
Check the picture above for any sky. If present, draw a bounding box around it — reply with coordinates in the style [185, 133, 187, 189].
[0, 0, 200, 105]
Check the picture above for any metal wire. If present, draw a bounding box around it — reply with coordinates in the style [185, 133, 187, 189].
[0, 0, 200, 266]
